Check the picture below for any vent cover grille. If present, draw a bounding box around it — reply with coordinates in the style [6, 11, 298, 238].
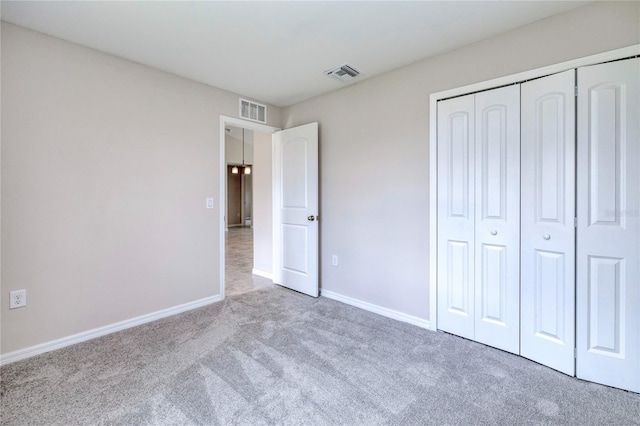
[240, 98, 267, 123]
[326, 64, 361, 82]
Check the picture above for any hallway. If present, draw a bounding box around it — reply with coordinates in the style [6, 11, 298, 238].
[225, 227, 274, 296]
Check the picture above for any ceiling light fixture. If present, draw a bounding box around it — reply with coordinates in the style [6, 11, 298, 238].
[231, 128, 251, 175]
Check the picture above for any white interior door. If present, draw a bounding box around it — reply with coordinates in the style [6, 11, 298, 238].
[520, 70, 576, 375]
[576, 58, 640, 393]
[436, 94, 476, 339]
[273, 122, 319, 297]
[474, 85, 521, 354]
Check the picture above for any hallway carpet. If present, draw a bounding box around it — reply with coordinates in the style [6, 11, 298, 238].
[1, 286, 639, 425]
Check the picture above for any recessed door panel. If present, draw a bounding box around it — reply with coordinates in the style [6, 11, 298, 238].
[537, 95, 564, 223]
[282, 139, 308, 209]
[588, 85, 624, 227]
[449, 113, 471, 218]
[446, 240, 471, 316]
[479, 243, 507, 325]
[521, 70, 576, 375]
[533, 251, 566, 343]
[437, 95, 475, 340]
[282, 224, 309, 275]
[587, 256, 624, 356]
[474, 85, 520, 355]
[482, 106, 508, 220]
[577, 58, 639, 393]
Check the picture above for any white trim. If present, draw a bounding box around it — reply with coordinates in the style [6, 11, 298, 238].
[0, 295, 223, 366]
[428, 96, 438, 332]
[219, 115, 280, 302]
[431, 45, 639, 102]
[252, 268, 273, 280]
[428, 44, 640, 331]
[272, 131, 282, 285]
[321, 290, 431, 330]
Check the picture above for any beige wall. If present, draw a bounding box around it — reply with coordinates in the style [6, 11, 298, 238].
[282, 1, 640, 320]
[2, 2, 638, 357]
[0, 23, 281, 355]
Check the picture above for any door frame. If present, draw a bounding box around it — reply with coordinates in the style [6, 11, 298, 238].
[219, 115, 281, 300]
[428, 44, 640, 331]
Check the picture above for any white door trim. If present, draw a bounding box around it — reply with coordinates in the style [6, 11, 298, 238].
[219, 115, 280, 300]
[429, 44, 640, 331]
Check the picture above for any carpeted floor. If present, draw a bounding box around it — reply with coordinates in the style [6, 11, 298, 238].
[1, 286, 639, 425]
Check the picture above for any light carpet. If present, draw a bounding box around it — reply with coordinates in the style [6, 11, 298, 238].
[1, 286, 639, 425]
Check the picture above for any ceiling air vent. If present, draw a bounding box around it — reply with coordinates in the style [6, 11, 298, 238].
[239, 98, 267, 123]
[326, 64, 360, 82]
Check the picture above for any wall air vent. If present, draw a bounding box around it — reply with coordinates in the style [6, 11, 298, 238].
[326, 64, 361, 82]
[239, 98, 267, 123]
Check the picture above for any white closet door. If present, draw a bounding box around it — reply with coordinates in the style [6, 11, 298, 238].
[521, 70, 576, 375]
[437, 94, 476, 339]
[576, 58, 640, 393]
[474, 85, 521, 354]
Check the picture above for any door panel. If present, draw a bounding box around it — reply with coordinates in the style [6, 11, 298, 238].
[577, 58, 639, 393]
[273, 123, 319, 297]
[474, 85, 520, 354]
[587, 256, 624, 355]
[521, 70, 576, 375]
[480, 243, 507, 325]
[437, 94, 476, 339]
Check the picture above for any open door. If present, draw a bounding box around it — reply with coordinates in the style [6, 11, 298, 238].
[273, 123, 319, 297]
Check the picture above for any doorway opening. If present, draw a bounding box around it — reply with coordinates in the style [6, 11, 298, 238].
[219, 116, 280, 299]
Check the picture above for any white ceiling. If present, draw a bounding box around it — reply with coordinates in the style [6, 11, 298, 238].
[1, 1, 590, 107]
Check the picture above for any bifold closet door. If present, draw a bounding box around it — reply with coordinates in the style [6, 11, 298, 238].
[437, 94, 475, 339]
[473, 86, 521, 354]
[576, 57, 640, 393]
[520, 70, 576, 375]
[437, 87, 520, 353]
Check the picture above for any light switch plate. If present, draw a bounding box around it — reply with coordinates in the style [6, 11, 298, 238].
[206, 198, 214, 209]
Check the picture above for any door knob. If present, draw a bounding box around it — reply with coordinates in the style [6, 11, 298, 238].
[307, 215, 316, 222]
[490, 230, 498, 236]
[543, 234, 551, 240]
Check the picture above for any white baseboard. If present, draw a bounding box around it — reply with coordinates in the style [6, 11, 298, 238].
[252, 269, 273, 280]
[321, 289, 431, 330]
[0, 294, 223, 366]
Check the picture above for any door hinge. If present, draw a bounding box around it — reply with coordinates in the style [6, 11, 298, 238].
[574, 217, 578, 227]
[575, 86, 578, 97]
[574, 348, 578, 358]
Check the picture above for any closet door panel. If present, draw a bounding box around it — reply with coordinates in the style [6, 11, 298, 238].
[577, 58, 640, 393]
[521, 70, 576, 375]
[474, 85, 520, 354]
[437, 95, 476, 339]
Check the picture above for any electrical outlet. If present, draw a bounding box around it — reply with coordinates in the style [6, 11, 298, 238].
[331, 255, 339, 266]
[9, 289, 27, 309]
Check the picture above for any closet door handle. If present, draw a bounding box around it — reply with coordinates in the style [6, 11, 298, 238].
[490, 230, 498, 236]
[543, 234, 551, 240]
